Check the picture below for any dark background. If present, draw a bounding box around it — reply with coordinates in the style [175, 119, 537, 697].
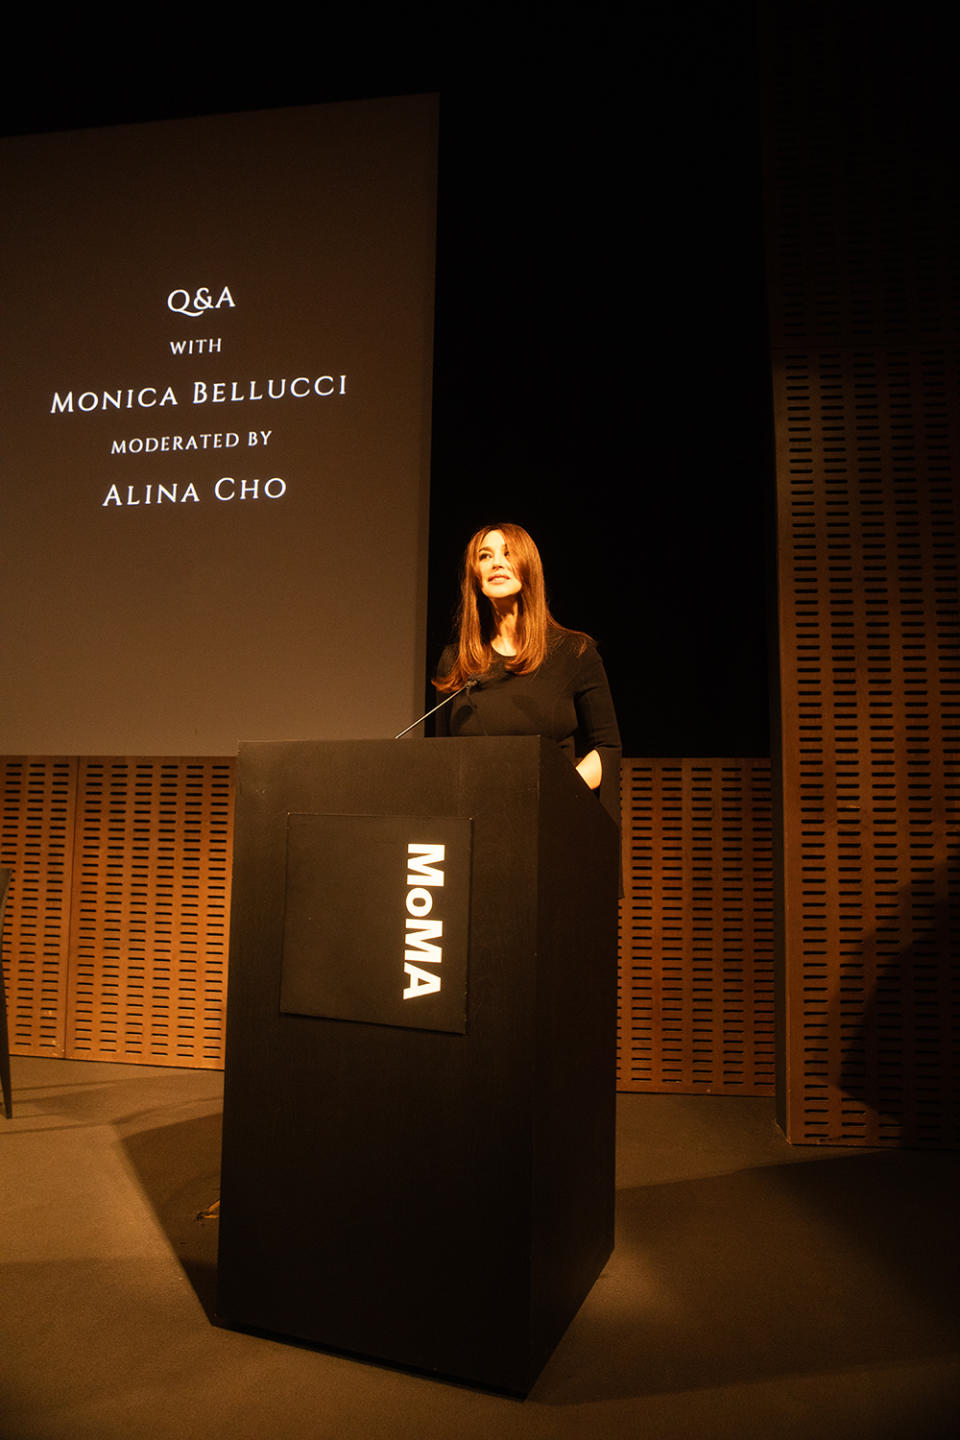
[0, 2, 772, 758]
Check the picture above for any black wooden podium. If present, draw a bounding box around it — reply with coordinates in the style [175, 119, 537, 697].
[215, 737, 619, 1395]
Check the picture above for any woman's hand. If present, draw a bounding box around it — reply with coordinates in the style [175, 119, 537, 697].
[576, 749, 602, 790]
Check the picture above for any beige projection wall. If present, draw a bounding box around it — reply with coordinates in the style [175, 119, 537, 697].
[0, 97, 437, 756]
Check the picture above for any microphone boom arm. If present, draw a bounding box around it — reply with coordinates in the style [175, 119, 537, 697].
[394, 680, 476, 739]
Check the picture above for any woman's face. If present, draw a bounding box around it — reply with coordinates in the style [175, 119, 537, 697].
[476, 530, 522, 603]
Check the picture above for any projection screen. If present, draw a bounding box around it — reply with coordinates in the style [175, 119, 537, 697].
[0, 95, 437, 754]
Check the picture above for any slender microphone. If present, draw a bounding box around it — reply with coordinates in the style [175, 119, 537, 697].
[395, 680, 478, 739]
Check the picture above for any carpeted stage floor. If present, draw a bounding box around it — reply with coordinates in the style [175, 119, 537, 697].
[1, 1057, 958, 1440]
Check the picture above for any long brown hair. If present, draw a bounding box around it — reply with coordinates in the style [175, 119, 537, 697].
[435, 522, 587, 691]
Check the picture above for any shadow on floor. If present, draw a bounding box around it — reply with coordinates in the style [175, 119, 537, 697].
[121, 1110, 222, 1321]
[537, 1149, 960, 1405]
[118, 1100, 960, 1410]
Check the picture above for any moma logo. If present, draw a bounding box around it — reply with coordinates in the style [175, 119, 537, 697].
[280, 812, 469, 1034]
[403, 843, 444, 999]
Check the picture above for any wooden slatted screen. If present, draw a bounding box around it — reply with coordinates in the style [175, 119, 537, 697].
[617, 758, 775, 1094]
[764, 5, 960, 1145]
[65, 758, 234, 1068]
[3, 754, 779, 1088]
[0, 758, 77, 1055]
[1, 757, 233, 1069]
[772, 353, 960, 1146]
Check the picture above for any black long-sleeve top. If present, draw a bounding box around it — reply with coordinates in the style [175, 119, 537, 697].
[434, 631, 621, 825]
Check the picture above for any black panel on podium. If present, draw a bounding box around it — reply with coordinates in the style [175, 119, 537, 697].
[215, 737, 619, 1395]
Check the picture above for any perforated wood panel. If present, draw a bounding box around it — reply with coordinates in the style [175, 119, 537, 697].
[0, 756, 233, 1069]
[764, 6, 960, 1145]
[773, 354, 960, 1146]
[0, 758, 77, 1055]
[617, 758, 775, 1094]
[65, 759, 234, 1068]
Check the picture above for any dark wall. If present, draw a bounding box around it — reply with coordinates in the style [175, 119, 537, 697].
[1, 3, 772, 758]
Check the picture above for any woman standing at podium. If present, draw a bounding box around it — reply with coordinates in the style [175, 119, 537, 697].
[433, 523, 621, 825]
